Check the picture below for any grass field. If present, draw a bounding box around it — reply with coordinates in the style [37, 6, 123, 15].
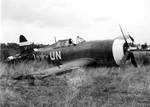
[0, 60, 150, 107]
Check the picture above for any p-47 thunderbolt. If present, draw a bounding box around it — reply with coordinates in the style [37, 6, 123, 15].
[10, 26, 137, 80]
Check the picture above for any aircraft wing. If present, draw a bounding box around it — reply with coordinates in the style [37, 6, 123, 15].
[30, 58, 95, 78]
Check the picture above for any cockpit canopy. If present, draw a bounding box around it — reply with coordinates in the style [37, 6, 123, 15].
[53, 39, 75, 49]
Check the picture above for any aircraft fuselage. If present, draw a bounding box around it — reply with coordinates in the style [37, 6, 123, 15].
[34, 40, 124, 67]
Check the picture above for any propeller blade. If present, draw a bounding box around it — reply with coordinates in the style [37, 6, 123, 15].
[121, 51, 137, 67]
[126, 52, 137, 67]
[129, 52, 137, 67]
[119, 24, 129, 46]
[128, 34, 134, 42]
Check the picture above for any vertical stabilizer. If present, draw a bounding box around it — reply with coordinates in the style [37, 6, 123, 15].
[19, 35, 30, 46]
[19, 35, 32, 54]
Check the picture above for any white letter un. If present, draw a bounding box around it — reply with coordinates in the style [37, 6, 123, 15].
[56, 51, 62, 60]
[50, 52, 55, 60]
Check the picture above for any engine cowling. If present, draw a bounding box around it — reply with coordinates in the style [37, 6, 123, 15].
[112, 39, 125, 65]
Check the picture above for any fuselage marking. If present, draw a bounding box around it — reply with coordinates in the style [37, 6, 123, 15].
[50, 51, 62, 60]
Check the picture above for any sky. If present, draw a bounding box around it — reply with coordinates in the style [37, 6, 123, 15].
[1, 0, 150, 44]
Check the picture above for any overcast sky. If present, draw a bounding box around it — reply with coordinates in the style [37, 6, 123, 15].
[1, 0, 150, 44]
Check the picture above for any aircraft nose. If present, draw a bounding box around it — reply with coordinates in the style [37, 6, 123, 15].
[112, 39, 125, 65]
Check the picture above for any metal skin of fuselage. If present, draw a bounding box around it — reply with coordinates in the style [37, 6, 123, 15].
[34, 39, 125, 67]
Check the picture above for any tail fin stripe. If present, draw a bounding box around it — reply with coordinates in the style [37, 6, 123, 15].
[19, 41, 31, 46]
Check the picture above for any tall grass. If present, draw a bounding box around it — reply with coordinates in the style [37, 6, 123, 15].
[134, 51, 150, 65]
[0, 60, 150, 107]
